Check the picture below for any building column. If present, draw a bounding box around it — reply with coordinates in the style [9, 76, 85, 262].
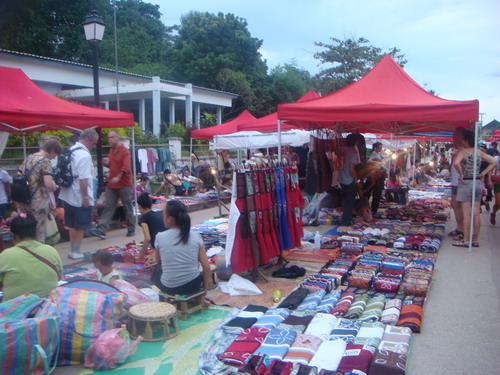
[184, 83, 193, 128]
[152, 76, 161, 136]
[139, 99, 146, 132]
[216, 106, 222, 124]
[169, 100, 176, 124]
[103, 101, 109, 110]
[194, 103, 201, 129]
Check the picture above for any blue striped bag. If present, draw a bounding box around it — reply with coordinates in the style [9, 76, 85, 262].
[46, 280, 127, 366]
[0, 293, 60, 375]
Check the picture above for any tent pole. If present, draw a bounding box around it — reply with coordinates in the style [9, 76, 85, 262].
[22, 133, 27, 159]
[131, 126, 138, 228]
[190, 137, 193, 171]
[278, 120, 282, 162]
[468, 121, 480, 251]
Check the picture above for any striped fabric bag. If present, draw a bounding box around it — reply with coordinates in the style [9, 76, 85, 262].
[46, 280, 127, 366]
[0, 293, 59, 375]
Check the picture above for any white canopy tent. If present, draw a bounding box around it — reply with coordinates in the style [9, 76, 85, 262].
[211, 129, 311, 150]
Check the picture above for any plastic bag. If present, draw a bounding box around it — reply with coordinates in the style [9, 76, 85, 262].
[84, 328, 142, 370]
[219, 274, 263, 296]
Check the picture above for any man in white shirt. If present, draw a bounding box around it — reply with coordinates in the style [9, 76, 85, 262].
[58, 129, 98, 259]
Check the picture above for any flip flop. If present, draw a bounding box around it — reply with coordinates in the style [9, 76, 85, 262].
[448, 229, 461, 237]
[472, 241, 480, 248]
[452, 240, 470, 248]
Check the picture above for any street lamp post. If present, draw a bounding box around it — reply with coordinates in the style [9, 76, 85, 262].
[83, 10, 106, 196]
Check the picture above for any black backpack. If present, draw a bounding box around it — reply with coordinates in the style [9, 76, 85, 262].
[53, 146, 83, 188]
[11, 158, 43, 204]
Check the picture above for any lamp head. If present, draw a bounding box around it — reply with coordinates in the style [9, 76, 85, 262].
[83, 10, 105, 42]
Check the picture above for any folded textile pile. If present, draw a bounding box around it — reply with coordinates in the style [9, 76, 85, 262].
[277, 310, 316, 334]
[354, 321, 385, 347]
[253, 308, 291, 329]
[254, 327, 297, 361]
[400, 258, 434, 296]
[337, 343, 376, 374]
[309, 339, 346, 372]
[278, 287, 310, 310]
[223, 304, 268, 334]
[315, 290, 341, 313]
[397, 296, 424, 333]
[380, 298, 402, 325]
[304, 313, 339, 341]
[344, 293, 369, 319]
[330, 318, 362, 343]
[299, 274, 338, 294]
[283, 333, 323, 364]
[296, 290, 326, 311]
[331, 291, 355, 317]
[219, 326, 270, 366]
[359, 294, 386, 322]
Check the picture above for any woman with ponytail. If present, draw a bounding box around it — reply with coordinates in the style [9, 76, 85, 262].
[153, 200, 211, 294]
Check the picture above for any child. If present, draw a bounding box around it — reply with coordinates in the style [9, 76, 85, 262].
[137, 193, 166, 264]
[93, 249, 121, 284]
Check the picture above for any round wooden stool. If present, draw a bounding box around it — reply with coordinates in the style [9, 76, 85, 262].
[128, 302, 179, 342]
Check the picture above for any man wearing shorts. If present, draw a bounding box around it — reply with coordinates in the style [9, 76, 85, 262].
[58, 129, 98, 259]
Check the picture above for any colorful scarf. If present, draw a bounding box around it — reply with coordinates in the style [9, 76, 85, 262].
[283, 333, 323, 365]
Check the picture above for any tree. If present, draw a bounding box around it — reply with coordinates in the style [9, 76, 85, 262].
[313, 37, 407, 94]
[169, 12, 268, 88]
[269, 62, 313, 107]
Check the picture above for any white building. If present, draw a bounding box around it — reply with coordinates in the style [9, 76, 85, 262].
[0, 49, 237, 135]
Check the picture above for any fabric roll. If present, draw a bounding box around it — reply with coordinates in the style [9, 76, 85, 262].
[309, 339, 346, 371]
[255, 327, 297, 361]
[378, 325, 412, 354]
[380, 298, 402, 325]
[278, 287, 310, 310]
[369, 349, 407, 375]
[344, 293, 369, 319]
[330, 318, 362, 344]
[354, 321, 385, 348]
[397, 304, 423, 333]
[296, 289, 326, 311]
[336, 343, 376, 374]
[253, 308, 291, 329]
[315, 290, 341, 313]
[300, 274, 338, 294]
[277, 310, 316, 334]
[238, 354, 267, 374]
[219, 326, 270, 366]
[304, 313, 339, 341]
[331, 291, 355, 317]
[359, 294, 386, 322]
[283, 333, 323, 364]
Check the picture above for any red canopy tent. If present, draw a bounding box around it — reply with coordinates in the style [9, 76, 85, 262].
[238, 90, 320, 132]
[191, 110, 256, 140]
[277, 55, 478, 134]
[486, 129, 500, 142]
[0, 66, 134, 132]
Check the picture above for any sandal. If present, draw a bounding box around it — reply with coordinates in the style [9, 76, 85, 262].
[454, 232, 464, 241]
[448, 229, 463, 237]
[452, 240, 470, 248]
[472, 241, 480, 248]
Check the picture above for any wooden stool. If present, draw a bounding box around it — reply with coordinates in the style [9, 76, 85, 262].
[160, 290, 207, 321]
[128, 302, 179, 342]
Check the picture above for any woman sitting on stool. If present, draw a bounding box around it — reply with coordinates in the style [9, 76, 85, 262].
[152, 200, 211, 295]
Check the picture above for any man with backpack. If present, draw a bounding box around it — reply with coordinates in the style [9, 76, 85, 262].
[58, 129, 99, 259]
[92, 130, 135, 239]
[13, 138, 61, 242]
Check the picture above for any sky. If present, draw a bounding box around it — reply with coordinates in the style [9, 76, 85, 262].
[153, 0, 500, 125]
